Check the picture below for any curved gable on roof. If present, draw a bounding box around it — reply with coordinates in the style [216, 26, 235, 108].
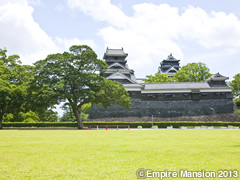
[108, 62, 127, 69]
[106, 72, 137, 84]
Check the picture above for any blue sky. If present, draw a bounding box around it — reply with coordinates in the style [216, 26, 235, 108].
[1, 0, 240, 115]
[1, 0, 240, 79]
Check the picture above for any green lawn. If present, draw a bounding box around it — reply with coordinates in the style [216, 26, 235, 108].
[0, 130, 239, 180]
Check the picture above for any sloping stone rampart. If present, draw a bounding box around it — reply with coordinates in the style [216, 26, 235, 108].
[89, 98, 236, 121]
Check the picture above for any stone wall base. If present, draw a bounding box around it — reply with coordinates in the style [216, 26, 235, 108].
[87, 113, 240, 122]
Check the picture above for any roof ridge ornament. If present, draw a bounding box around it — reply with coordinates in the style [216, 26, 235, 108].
[167, 53, 176, 60]
[207, 72, 229, 82]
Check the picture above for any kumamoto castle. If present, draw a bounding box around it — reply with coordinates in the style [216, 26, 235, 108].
[89, 48, 237, 122]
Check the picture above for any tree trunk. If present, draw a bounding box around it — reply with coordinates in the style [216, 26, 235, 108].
[0, 114, 3, 129]
[73, 107, 83, 129]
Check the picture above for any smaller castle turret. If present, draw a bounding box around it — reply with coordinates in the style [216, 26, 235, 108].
[207, 72, 229, 87]
[158, 53, 181, 77]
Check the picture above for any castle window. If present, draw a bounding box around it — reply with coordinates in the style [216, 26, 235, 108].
[215, 92, 220, 95]
[129, 92, 135, 96]
[114, 57, 118, 60]
[201, 92, 208, 96]
[147, 93, 156, 97]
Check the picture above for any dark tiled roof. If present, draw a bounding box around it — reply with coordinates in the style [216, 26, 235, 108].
[163, 53, 180, 61]
[207, 73, 229, 81]
[104, 48, 128, 57]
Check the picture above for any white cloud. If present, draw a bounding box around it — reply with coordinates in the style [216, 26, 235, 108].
[0, 0, 27, 5]
[0, 1, 59, 64]
[55, 37, 97, 51]
[68, 0, 240, 78]
[0, 0, 95, 65]
[55, 4, 65, 13]
[67, 0, 130, 28]
[180, 6, 240, 48]
[27, 0, 41, 6]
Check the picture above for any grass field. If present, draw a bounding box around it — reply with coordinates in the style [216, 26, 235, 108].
[0, 130, 240, 180]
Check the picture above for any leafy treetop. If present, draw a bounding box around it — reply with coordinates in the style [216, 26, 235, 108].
[230, 73, 240, 96]
[143, 73, 173, 83]
[33, 45, 131, 129]
[173, 62, 212, 82]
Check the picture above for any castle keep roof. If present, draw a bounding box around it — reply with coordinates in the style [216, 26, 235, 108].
[103, 48, 128, 59]
[163, 53, 180, 62]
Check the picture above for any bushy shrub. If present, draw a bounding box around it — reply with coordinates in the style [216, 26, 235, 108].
[236, 109, 240, 118]
[3, 113, 14, 122]
[234, 97, 240, 109]
[23, 118, 37, 123]
[19, 110, 40, 122]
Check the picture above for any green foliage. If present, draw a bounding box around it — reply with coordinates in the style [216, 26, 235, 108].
[0, 48, 33, 128]
[3, 113, 13, 122]
[234, 97, 240, 109]
[19, 110, 40, 122]
[60, 111, 89, 122]
[82, 103, 91, 114]
[92, 79, 131, 109]
[3, 122, 77, 128]
[36, 109, 58, 122]
[23, 118, 37, 123]
[60, 103, 91, 122]
[230, 73, 240, 96]
[143, 73, 173, 83]
[235, 109, 240, 118]
[33, 45, 131, 129]
[81, 113, 89, 121]
[60, 108, 76, 122]
[173, 62, 212, 82]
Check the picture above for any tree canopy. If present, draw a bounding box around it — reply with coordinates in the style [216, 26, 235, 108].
[143, 73, 173, 83]
[33, 45, 131, 129]
[173, 62, 212, 82]
[0, 48, 58, 128]
[0, 49, 30, 128]
[230, 73, 240, 96]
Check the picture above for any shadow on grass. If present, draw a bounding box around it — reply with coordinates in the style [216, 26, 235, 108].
[229, 145, 240, 148]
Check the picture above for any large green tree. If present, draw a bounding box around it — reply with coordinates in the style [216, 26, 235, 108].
[0, 49, 31, 128]
[143, 73, 173, 83]
[230, 73, 240, 96]
[173, 62, 212, 82]
[33, 45, 131, 129]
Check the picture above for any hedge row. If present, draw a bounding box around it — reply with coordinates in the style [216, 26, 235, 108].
[2, 121, 240, 128]
[2, 122, 77, 128]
